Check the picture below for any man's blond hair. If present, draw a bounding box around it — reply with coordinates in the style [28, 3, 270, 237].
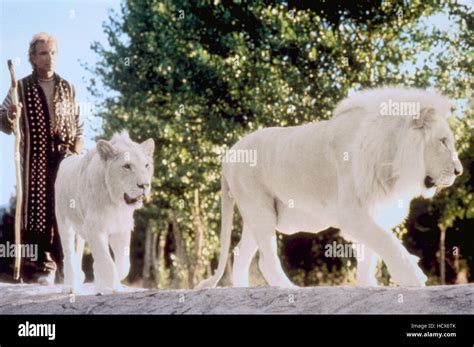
[28, 32, 58, 69]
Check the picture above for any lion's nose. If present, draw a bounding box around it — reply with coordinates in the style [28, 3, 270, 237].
[137, 183, 150, 190]
[454, 168, 462, 176]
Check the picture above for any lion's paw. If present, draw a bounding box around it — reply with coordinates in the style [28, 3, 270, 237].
[62, 284, 86, 295]
[95, 286, 115, 296]
[95, 283, 126, 295]
[388, 253, 427, 287]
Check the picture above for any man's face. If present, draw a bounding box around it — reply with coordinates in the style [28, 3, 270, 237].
[32, 41, 57, 76]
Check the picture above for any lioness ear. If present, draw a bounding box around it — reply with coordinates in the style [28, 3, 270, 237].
[97, 140, 118, 161]
[413, 107, 436, 129]
[141, 138, 155, 157]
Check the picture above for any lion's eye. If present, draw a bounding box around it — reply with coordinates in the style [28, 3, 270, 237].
[123, 163, 132, 171]
[440, 138, 448, 147]
[145, 163, 150, 169]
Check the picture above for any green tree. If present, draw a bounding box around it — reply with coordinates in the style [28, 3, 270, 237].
[88, 0, 473, 287]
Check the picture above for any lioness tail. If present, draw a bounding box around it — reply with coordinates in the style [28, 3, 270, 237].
[195, 176, 234, 289]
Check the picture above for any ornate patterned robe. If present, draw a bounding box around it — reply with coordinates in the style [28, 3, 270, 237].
[0, 72, 83, 274]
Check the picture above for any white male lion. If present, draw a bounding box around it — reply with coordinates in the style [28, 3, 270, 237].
[197, 87, 463, 289]
[55, 131, 154, 294]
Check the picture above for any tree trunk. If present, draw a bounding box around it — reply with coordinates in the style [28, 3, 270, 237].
[439, 224, 446, 285]
[170, 212, 190, 288]
[190, 189, 205, 287]
[207, 262, 212, 279]
[154, 225, 168, 288]
[453, 245, 459, 284]
[150, 231, 158, 288]
[142, 222, 153, 288]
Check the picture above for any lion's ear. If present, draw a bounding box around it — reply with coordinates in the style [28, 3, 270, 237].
[97, 140, 118, 161]
[141, 138, 155, 157]
[413, 107, 436, 129]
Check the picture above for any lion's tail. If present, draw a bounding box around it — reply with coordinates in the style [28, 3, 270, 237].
[195, 175, 234, 289]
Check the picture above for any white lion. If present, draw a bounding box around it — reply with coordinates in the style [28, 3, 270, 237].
[55, 131, 155, 294]
[197, 87, 463, 289]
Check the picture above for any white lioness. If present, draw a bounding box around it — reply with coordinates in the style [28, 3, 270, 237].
[197, 87, 463, 289]
[55, 131, 154, 293]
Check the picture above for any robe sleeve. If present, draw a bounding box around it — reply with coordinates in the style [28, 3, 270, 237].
[71, 84, 83, 139]
[0, 92, 14, 135]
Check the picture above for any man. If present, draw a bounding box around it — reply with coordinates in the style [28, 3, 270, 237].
[0, 32, 83, 284]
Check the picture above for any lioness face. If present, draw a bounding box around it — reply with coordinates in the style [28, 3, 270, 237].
[97, 138, 155, 208]
[422, 118, 462, 193]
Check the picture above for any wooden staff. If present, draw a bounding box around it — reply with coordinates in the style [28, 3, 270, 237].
[8, 60, 22, 280]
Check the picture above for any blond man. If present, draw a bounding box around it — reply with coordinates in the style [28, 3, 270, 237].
[0, 32, 83, 284]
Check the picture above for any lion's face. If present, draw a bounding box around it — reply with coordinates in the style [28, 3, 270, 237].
[422, 117, 462, 195]
[97, 136, 155, 209]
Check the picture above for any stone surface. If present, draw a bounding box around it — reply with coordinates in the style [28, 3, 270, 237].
[0, 282, 472, 314]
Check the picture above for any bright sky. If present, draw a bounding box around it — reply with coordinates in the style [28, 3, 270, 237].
[0, 0, 121, 206]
